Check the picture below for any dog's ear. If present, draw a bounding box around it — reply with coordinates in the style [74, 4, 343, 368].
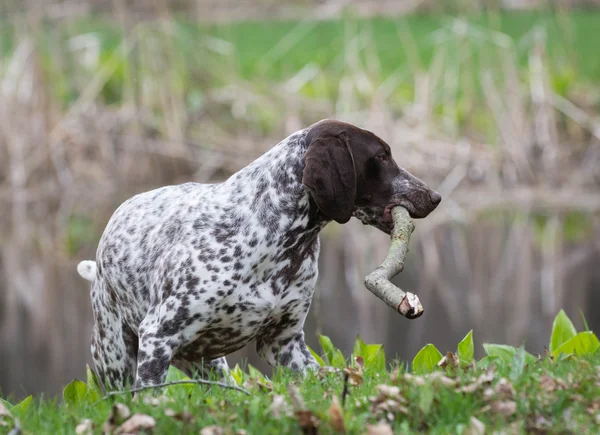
[302, 134, 356, 224]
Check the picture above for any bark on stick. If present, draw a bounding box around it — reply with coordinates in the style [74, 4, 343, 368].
[364, 207, 423, 319]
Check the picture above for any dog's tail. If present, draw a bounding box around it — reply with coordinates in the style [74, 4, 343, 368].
[77, 260, 97, 282]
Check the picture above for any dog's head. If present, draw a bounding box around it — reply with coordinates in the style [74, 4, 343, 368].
[302, 119, 441, 234]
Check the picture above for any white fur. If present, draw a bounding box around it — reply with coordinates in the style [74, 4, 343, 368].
[77, 260, 97, 282]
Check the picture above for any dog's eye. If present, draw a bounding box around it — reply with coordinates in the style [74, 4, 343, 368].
[375, 154, 388, 163]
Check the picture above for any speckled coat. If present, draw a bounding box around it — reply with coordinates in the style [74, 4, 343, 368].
[77, 119, 441, 391]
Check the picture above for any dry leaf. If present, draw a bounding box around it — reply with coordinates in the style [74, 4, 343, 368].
[164, 408, 193, 424]
[75, 419, 94, 435]
[483, 387, 495, 401]
[343, 364, 364, 386]
[569, 393, 584, 404]
[317, 367, 341, 379]
[366, 423, 393, 435]
[0, 402, 11, 419]
[495, 378, 516, 400]
[270, 394, 291, 419]
[464, 416, 485, 435]
[587, 401, 600, 415]
[501, 421, 523, 434]
[143, 394, 173, 407]
[539, 375, 565, 392]
[243, 378, 273, 392]
[288, 384, 307, 410]
[0, 402, 12, 428]
[484, 378, 515, 401]
[437, 352, 460, 370]
[491, 400, 517, 417]
[288, 384, 319, 434]
[295, 410, 319, 435]
[200, 426, 226, 435]
[427, 372, 457, 388]
[115, 404, 132, 420]
[115, 413, 156, 434]
[402, 373, 426, 386]
[370, 384, 408, 417]
[103, 403, 132, 433]
[460, 368, 495, 394]
[375, 385, 401, 398]
[355, 356, 365, 369]
[328, 396, 346, 433]
[526, 414, 551, 431]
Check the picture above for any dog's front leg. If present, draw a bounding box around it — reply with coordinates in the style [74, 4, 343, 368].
[256, 329, 320, 372]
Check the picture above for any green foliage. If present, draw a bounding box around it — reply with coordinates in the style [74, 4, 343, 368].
[318, 335, 346, 368]
[418, 384, 435, 415]
[551, 67, 577, 97]
[412, 344, 443, 374]
[1, 11, 598, 146]
[551, 331, 600, 358]
[457, 330, 474, 366]
[509, 347, 527, 382]
[309, 334, 388, 371]
[550, 309, 578, 353]
[62, 365, 105, 407]
[3, 307, 600, 433]
[166, 365, 189, 382]
[165, 365, 195, 395]
[86, 364, 103, 397]
[247, 364, 269, 382]
[63, 379, 100, 407]
[9, 395, 33, 415]
[533, 212, 593, 250]
[64, 215, 96, 257]
[476, 355, 501, 370]
[229, 364, 245, 386]
[411, 329, 474, 374]
[482, 343, 537, 365]
[352, 336, 386, 372]
[307, 345, 326, 367]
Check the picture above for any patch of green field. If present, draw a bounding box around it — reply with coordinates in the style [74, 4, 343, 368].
[1, 352, 599, 434]
[195, 11, 600, 83]
[1, 11, 600, 98]
[1, 10, 599, 143]
[2, 311, 599, 434]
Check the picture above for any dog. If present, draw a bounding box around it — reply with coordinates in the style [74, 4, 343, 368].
[78, 119, 441, 390]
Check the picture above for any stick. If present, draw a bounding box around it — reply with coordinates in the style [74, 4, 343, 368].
[93, 379, 250, 406]
[364, 207, 423, 319]
[341, 372, 349, 407]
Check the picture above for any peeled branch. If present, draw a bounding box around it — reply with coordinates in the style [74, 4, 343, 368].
[364, 207, 423, 319]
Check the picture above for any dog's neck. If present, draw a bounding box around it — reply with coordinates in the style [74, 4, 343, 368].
[221, 129, 330, 240]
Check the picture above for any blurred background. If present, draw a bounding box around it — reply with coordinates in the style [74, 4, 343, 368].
[1, 0, 600, 400]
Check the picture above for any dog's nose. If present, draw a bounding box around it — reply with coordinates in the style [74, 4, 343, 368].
[430, 190, 442, 205]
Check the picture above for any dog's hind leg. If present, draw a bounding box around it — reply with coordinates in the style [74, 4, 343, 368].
[90, 279, 137, 392]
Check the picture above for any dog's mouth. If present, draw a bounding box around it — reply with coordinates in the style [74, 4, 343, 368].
[354, 201, 423, 235]
[382, 201, 417, 223]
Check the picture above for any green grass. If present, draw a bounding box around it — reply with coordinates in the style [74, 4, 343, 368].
[2, 11, 600, 101]
[2, 353, 599, 434]
[2, 10, 599, 142]
[2, 313, 599, 434]
[197, 11, 600, 82]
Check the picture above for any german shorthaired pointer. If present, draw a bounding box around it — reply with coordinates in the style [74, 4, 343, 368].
[78, 119, 441, 391]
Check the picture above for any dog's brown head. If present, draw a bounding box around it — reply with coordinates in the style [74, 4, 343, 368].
[302, 119, 441, 234]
